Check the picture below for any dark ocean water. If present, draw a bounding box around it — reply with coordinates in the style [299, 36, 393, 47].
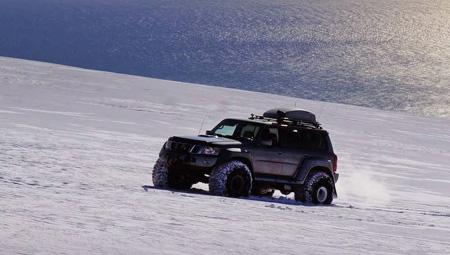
[1, 0, 449, 117]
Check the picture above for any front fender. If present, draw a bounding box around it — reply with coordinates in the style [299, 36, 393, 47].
[215, 147, 253, 170]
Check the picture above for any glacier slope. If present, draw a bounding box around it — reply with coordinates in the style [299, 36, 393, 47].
[0, 57, 450, 254]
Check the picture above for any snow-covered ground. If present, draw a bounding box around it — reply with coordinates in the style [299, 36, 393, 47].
[1, 57, 449, 254]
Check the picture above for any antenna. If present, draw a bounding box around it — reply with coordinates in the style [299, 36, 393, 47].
[198, 112, 207, 135]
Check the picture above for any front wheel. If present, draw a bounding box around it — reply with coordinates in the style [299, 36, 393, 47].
[209, 161, 252, 197]
[152, 158, 194, 190]
[295, 172, 334, 205]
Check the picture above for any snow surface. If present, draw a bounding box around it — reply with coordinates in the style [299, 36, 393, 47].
[1, 57, 450, 254]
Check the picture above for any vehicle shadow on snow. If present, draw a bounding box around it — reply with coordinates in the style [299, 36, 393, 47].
[142, 185, 330, 207]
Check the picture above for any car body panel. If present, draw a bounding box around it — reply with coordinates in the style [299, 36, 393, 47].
[157, 116, 339, 197]
[249, 146, 283, 175]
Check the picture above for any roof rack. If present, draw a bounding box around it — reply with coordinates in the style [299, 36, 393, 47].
[249, 108, 322, 129]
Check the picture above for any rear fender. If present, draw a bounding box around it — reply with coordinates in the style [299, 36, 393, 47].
[295, 158, 337, 197]
[295, 158, 335, 183]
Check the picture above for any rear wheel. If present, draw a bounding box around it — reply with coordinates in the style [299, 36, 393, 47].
[295, 172, 333, 205]
[209, 160, 252, 197]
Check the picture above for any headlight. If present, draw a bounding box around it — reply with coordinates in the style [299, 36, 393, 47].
[192, 146, 220, 156]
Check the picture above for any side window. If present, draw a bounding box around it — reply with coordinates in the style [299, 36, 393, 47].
[259, 127, 279, 146]
[239, 124, 260, 141]
[268, 128, 279, 145]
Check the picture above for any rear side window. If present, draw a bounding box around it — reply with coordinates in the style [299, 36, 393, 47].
[298, 131, 328, 151]
[279, 128, 301, 148]
[279, 128, 328, 151]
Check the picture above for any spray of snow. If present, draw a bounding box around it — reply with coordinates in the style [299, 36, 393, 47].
[337, 157, 391, 206]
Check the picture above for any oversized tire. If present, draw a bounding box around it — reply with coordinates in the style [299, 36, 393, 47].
[152, 158, 193, 190]
[152, 158, 168, 188]
[295, 172, 334, 205]
[209, 160, 252, 197]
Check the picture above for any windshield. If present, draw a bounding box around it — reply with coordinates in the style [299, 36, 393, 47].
[211, 119, 261, 141]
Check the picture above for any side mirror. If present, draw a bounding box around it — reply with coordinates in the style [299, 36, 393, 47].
[206, 130, 214, 135]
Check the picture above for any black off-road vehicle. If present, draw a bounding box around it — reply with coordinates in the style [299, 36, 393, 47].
[153, 108, 339, 204]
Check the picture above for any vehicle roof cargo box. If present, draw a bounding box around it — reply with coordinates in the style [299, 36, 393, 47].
[263, 108, 317, 123]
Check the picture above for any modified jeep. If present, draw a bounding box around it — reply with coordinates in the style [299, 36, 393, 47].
[152, 108, 339, 204]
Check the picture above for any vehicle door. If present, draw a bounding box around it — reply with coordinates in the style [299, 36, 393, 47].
[277, 127, 306, 177]
[249, 127, 284, 175]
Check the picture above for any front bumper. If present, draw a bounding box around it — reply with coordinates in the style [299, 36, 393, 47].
[159, 149, 218, 170]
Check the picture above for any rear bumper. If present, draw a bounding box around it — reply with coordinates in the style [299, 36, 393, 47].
[333, 173, 339, 198]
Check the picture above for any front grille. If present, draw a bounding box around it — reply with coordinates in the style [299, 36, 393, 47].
[168, 141, 194, 153]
